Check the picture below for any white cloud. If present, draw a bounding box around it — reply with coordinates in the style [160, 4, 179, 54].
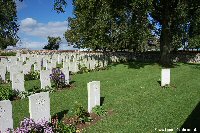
[21, 18, 37, 27]
[17, 41, 45, 50]
[16, 41, 78, 50]
[18, 18, 71, 50]
[19, 18, 68, 38]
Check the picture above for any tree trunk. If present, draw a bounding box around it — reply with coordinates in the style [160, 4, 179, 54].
[160, 24, 172, 67]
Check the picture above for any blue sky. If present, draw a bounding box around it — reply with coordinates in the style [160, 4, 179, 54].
[15, 0, 75, 50]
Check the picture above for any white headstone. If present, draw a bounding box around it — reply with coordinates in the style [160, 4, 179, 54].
[29, 92, 50, 122]
[61, 68, 69, 84]
[40, 70, 51, 89]
[161, 68, 170, 86]
[87, 81, 100, 113]
[0, 58, 8, 64]
[12, 73, 25, 92]
[23, 64, 32, 74]
[9, 65, 22, 81]
[57, 54, 62, 64]
[0, 66, 6, 81]
[69, 62, 78, 73]
[0, 100, 13, 132]
[34, 63, 41, 71]
[63, 62, 69, 70]
[42, 59, 48, 68]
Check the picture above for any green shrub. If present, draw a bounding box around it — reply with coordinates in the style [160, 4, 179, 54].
[92, 105, 107, 116]
[55, 121, 77, 133]
[0, 86, 13, 101]
[24, 71, 40, 81]
[0, 76, 5, 84]
[78, 64, 89, 74]
[17, 86, 55, 99]
[70, 102, 92, 124]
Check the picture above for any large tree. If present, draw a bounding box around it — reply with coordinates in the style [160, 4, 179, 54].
[64, 0, 151, 52]
[0, 0, 20, 49]
[150, 0, 200, 66]
[55, 0, 200, 66]
[43, 36, 62, 50]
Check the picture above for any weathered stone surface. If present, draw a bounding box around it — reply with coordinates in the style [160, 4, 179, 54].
[87, 81, 100, 113]
[0, 100, 13, 132]
[161, 68, 170, 86]
[29, 92, 50, 122]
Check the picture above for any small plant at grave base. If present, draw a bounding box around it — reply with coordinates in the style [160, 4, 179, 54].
[42, 67, 46, 70]
[94, 63, 110, 71]
[56, 63, 63, 68]
[15, 86, 55, 99]
[162, 84, 171, 89]
[0, 86, 14, 101]
[22, 61, 26, 65]
[0, 76, 6, 84]
[92, 105, 107, 117]
[17, 91, 33, 99]
[94, 63, 101, 71]
[51, 114, 77, 133]
[70, 102, 92, 124]
[50, 68, 66, 90]
[78, 64, 89, 74]
[24, 70, 40, 81]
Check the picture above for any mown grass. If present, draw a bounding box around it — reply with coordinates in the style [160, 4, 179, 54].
[9, 62, 200, 132]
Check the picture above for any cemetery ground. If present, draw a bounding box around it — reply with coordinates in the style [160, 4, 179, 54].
[2, 62, 200, 132]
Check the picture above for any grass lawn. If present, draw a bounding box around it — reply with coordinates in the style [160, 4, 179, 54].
[10, 62, 200, 132]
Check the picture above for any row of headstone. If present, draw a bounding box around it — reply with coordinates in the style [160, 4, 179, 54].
[1, 52, 109, 80]
[0, 81, 101, 132]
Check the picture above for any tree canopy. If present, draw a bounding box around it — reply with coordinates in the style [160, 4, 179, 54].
[57, 0, 200, 66]
[0, 0, 19, 49]
[43, 36, 62, 50]
[64, 0, 152, 52]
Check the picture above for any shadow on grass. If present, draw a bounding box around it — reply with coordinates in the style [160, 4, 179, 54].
[109, 60, 181, 69]
[100, 97, 105, 106]
[183, 63, 200, 70]
[69, 80, 76, 84]
[52, 109, 69, 121]
[109, 61, 158, 69]
[157, 81, 161, 86]
[177, 102, 200, 132]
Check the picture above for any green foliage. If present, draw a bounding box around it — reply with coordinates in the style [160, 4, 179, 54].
[94, 63, 110, 72]
[0, 0, 19, 49]
[56, 0, 200, 66]
[24, 71, 40, 81]
[77, 64, 89, 74]
[43, 36, 62, 50]
[71, 102, 92, 124]
[17, 86, 55, 99]
[0, 51, 16, 56]
[65, 0, 151, 52]
[56, 63, 63, 68]
[92, 105, 107, 116]
[0, 86, 13, 101]
[0, 76, 5, 84]
[188, 35, 200, 50]
[55, 121, 76, 133]
[54, 0, 67, 13]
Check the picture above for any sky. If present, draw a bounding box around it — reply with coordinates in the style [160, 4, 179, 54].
[14, 0, 76, 50]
